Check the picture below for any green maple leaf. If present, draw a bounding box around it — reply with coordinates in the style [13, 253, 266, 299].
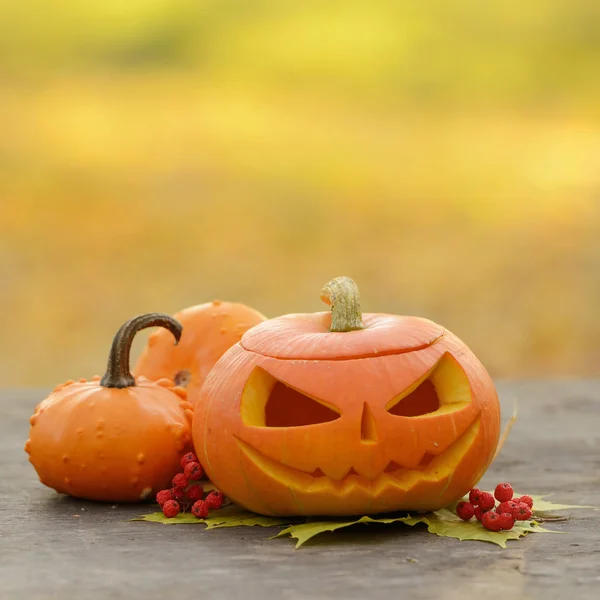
[133, 492, 593, 548]
[446, 493, 596, 517]
[273, 515, 405, 548]
[132, 504, 294, 528]
[275, 508, 557, 548]
[527, 495, 597, 514]
[401, 509, 556, 549]
[202, 505, 298, 529]
[132, 512, 202, 525]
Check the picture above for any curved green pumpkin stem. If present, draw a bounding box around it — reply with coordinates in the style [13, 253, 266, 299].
[320, 276, 364, 333]
[101, 313, 182, 389]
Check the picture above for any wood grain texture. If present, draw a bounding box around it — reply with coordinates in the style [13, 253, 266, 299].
[1, 382, 600, 600]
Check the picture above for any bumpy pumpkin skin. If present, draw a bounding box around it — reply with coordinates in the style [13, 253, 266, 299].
[134, 301, 265, 403]
[193, 309, 500, 517]
[26, 376, 193, 502]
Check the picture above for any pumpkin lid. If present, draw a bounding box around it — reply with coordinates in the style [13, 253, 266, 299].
[242, 277, 444, 360]
[240, 312, 444, 360]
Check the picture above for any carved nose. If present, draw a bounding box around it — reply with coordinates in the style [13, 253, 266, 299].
[360, 403, 377, 443]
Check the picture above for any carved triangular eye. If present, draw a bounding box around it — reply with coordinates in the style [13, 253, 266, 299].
[388, 378, 440, 417]
[266, 382, 339, 427]
[241, 367, 340, 427]
[386, 353, 471, 417]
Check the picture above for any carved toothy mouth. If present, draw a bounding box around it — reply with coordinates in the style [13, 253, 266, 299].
[235, 417, 480, 496]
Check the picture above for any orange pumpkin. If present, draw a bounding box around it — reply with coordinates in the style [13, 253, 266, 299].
[25, 314, 194, 502]
[134, 301, 265, 404]
[193, 277, 501, 516]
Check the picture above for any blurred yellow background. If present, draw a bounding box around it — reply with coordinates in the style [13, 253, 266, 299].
[1, 1, 599, 386]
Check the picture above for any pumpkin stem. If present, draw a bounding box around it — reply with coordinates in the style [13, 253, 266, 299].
[320, 276, 364, 332]
[100, 313, 182, 389]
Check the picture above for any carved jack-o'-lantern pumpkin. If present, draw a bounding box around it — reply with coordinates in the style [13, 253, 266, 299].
[193, 277, 500, 516]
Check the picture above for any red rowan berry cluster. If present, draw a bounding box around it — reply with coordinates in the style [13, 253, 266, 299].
[456, 483, 534, 532]
[155, 452, 225, 519]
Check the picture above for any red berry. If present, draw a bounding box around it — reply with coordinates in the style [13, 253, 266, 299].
[496, 500, 518, 515]
[514, 502, 533, 521]
[172, 473, 189, 490]
[180, 452, 199, 469]
[170, 486, 185, 500]
[456, 501, 475, 521]
[184, 461, 203, 481]
[156, 489, 173, 506]
[474, 506, 484, 521]
[205, 491, 224, 511]
[481, 510, 503, 532]
[478, 491, 495, 511]
[469, 488, 483, 506]
[187, 484, 204, 502]
[191, 500, 209, 519]
[498, 512, 515, 530]
[516, 495, 534, 509]
[509, 500, 521, 516]
[162, 500, 180, 518]
[494, 482, 514, 503]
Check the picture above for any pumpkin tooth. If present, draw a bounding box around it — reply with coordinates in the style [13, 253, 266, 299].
[236, 418, 480, 499]
[318, 462, 354, 481]
[417, 453, 436, 468]
[383, 460, 404, 474]
[309, 468, 327, 478]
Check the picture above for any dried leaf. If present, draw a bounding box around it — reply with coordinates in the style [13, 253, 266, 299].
[132, 512, 201, 525]
[274, 510, 556, 548]
[132, 504, 294, 528]
[446, 493, 597, 516]
[202, 505, 297, 529]
[528, 495, 597, 514]
[402, 509, 557, 549]
[273, 515, 402, 548]
[132, 492, 594, 548]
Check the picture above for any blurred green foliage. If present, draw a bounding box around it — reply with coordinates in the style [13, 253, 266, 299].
[0, 1, 599, 385]
[2, 1, 600, 108]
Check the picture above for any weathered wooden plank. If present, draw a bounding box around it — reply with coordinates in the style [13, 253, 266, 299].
[1, 382, 599, 599]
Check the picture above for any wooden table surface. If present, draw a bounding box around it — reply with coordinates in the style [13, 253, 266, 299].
[1, 382, 599, 600]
